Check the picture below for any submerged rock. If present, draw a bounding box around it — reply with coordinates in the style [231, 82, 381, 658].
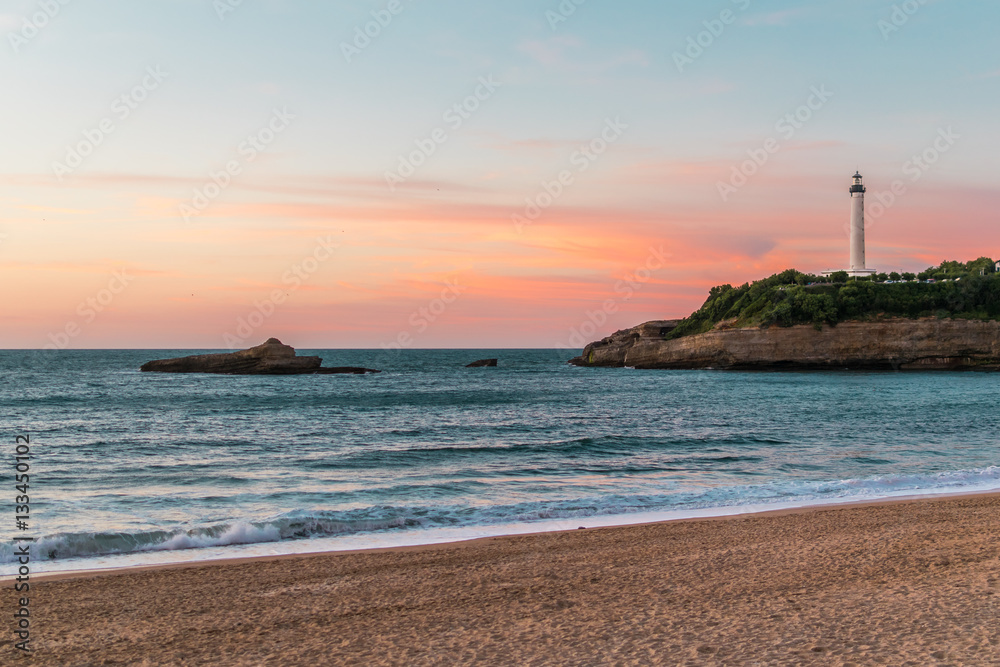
[140, 338, 380, 375]
[466, 359, 498, 368]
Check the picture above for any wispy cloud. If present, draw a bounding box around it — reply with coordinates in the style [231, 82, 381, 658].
[0, 172, 490, 200]
[1, 260, 170, 276]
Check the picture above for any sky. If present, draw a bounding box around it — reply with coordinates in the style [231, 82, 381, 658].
[2, 0, 998, 349]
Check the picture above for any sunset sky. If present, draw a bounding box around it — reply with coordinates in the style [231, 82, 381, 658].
[2, 0, 998, 349]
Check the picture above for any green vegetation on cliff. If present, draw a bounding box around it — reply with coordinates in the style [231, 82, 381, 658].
[667, 258, 1000, 340]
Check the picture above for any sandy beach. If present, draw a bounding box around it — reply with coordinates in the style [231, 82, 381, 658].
[6, 493, 1000, 665]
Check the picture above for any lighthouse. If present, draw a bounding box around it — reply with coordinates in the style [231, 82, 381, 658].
[848, 172, 875, 276]
[825, 172, 876, 278]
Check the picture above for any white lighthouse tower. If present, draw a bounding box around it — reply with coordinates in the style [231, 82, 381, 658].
[825, 172, 876, 278]
[848, 172, 874, 277]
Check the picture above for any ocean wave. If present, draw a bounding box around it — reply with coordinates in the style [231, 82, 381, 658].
[1, 514, 425, 564]
[4, 465, 1000, 566]
[303, 435, 791, 469]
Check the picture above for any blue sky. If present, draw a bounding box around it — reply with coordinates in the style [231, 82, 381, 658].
[5, 0, 996, 179]
[2, 0, 998, 347]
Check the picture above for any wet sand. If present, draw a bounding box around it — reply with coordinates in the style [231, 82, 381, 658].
[6, 493, 1000, 665]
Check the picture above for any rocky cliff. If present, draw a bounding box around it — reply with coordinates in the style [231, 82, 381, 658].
[570, 319, 1000, 371]
[140, 338, 379, 375]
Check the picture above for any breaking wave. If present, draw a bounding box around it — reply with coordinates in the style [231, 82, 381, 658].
[5, 465, 999, 566]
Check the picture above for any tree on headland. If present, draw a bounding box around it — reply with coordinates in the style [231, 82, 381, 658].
[829, 271, 849, 284]
[918, 258, 996, 281]
[664, 258, 1000, 341]
[967, 256, 997, 276]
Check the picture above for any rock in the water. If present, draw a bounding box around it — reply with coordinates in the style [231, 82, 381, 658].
[140, 338, 380, 375]
[466, 359, 498, 368]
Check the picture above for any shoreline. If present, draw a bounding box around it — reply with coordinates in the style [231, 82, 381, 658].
[9, 490, 1000, 664]
[21, 486, 1000, 584]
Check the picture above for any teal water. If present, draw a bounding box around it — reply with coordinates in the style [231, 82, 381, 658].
[2, 349, 999, 574]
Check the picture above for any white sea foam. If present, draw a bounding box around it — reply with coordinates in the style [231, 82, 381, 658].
[148, 522, 282, 551]
[4, 465, 1000, 578]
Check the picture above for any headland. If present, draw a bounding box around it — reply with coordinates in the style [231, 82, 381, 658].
[572, 259, 1000, 370]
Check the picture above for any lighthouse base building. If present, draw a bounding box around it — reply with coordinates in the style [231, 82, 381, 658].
[823, 171, 876, 278]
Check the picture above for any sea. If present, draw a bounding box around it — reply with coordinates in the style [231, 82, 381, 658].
[2, 348, 1000, 577]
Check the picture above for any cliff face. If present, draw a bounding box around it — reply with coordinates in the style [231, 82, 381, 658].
[570, 319, 1000, 371]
